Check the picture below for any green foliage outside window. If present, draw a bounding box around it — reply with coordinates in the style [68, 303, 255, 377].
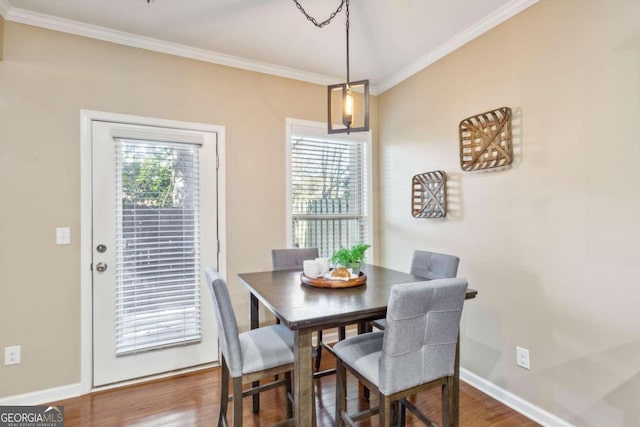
[120, 145, 188, 208]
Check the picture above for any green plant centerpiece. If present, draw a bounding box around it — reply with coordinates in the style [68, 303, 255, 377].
[330, 243, 371, 275]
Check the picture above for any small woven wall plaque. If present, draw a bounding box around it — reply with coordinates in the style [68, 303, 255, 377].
[459, 107, 512, 171]
[411, 171, 447, 218]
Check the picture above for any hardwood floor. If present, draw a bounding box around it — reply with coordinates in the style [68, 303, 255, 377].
[50, 353, 539, 426]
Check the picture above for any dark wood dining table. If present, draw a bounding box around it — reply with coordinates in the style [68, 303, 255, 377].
[238, 264, 477, 427]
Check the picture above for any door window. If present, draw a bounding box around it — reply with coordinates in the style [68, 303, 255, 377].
[115, 139, 202, 355]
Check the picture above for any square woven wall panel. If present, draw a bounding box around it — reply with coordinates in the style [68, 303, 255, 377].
[411, 170, 447, 218]
[459, 107, 512, 171]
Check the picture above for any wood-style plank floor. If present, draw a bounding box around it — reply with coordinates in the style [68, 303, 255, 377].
[49, 352, 539, 426]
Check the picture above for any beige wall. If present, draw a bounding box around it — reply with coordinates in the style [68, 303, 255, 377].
[0, 21, 378, 398]
[378, 0, 640, 425]
[2, 0, 639, 423]
[0, 16, 4, 60]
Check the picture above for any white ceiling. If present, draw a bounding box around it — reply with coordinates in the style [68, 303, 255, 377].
[0, 0, 537, 94]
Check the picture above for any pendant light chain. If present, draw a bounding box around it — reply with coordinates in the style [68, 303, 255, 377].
[345, 0, 350, 86]
[292, 0, 346, 28]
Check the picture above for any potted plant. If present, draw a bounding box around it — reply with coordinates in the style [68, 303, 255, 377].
[330, 243, 371, 275]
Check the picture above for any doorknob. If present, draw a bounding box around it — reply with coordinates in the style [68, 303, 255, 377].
[95, 262, 107, 272]
[96, 244, 107, 253]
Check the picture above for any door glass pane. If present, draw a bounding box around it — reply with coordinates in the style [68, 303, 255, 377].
[115, 139, 201, 355]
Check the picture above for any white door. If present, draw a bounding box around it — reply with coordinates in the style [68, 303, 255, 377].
[91, 120, 219, 387]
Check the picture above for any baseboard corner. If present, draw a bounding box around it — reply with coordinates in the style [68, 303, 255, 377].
[459, 368, 573, 427]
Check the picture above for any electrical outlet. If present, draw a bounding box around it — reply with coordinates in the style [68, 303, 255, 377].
[5, 345, 21, 365]
[516, 346, 530, 370]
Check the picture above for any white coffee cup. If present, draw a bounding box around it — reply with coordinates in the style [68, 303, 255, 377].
[315, 257, 330, 275]
[303, 260, 320, 277]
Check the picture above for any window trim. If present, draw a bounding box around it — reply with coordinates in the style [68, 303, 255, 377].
[285, 118, 374, 260]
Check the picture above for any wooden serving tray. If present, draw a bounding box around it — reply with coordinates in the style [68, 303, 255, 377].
[300, 272, 366, 289]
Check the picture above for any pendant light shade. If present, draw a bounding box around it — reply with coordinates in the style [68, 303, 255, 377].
[328, 79, 369, 134]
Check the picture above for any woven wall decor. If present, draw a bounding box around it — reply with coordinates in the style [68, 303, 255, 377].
[411, 170, 447, 218]
[459, 107, 512, 171]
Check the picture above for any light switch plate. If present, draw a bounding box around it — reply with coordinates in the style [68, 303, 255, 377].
[56, 227, 71, 245]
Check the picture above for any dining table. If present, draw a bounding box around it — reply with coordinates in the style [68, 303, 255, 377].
[238, 263, 477, 427]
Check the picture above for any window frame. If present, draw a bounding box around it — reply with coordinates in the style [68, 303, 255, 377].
[285, 118, 374, 260]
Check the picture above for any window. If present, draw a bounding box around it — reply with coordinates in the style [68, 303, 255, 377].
[287, 120, 372, 258]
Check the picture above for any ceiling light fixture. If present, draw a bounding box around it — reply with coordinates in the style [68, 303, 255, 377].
[294, 0, 370, 134]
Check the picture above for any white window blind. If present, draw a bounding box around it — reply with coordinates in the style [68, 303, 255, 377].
[290, 132, 368, 258]
[114, 139, 201, 355]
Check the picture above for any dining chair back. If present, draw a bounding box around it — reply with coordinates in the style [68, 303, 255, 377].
[380, 278, 467, 395]
[372, 249, 460, 331]
[410, 249, 460, 280]
[334, 278, 468, 427]
[205, 267, 294, 427]
[272, 247, 319, 271]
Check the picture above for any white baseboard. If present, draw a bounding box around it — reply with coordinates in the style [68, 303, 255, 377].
[460, 368, 573, 427]
[0, 383, 83, 406]
[2, 339, 568, 427]
[0, 364, 218, 406]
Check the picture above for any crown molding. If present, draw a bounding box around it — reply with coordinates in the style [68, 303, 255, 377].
[3, 0, 537, 95]
[5, 6, 344, 89]
[376, 0, 539, 94]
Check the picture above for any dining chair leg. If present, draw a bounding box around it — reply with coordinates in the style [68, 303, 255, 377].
[379, 393, 393, 427]
[442, 377, 454, 427]
[335, 359, 347, 427]
[398, 399, 407, 427]
[285, 371, 293, 418]
[249, 295, 260, 414]
[391, 400, 400, 426]
[218, 356, 229, 427]
[232, 377, 243, 427]
[315, 330, 323, 372]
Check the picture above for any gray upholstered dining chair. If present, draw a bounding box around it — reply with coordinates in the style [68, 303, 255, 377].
[272, 247, 320, 272]
[372, 249, 460, 330]
[334, 278, 468, 427]
[272, 248, 332, 373]
[409, 249, 460, 279]
[205, 267, 294, 427]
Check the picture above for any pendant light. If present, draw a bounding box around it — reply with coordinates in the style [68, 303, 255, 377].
[294, 0, 370, 134]
[327, 0, 369, 134]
